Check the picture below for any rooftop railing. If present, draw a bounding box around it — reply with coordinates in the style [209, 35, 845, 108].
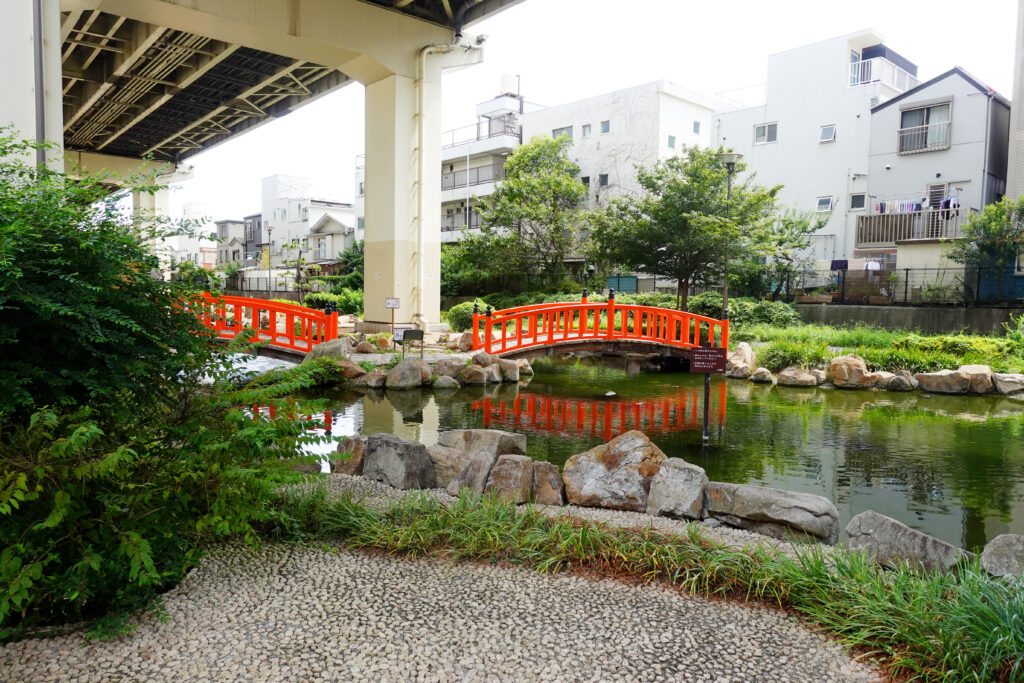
[855, 208, 973, 248]
[441, 115, 520, 149]
[849, 57, 920, 93]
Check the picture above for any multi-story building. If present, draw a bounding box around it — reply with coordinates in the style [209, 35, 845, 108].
[715, 30, 922, 262]
[215, 219, 246, 267]
[860, 67, 1009, 270]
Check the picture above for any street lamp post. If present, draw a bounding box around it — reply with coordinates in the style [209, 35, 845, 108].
[265, 224, 274, 293]
[717, 152, 743, 321]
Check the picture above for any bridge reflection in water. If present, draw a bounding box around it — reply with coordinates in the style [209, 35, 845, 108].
[472, 383, 727, 442]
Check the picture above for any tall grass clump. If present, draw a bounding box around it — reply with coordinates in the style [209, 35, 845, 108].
[278, 487, 1024, 681]
[758, 340, 830, 371]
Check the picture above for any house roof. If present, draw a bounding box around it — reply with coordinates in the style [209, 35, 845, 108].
[872, 66, 1010, 113]
[308, 213, 353, 235]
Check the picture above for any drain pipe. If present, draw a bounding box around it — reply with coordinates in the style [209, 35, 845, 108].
[32, 0, 46, 167]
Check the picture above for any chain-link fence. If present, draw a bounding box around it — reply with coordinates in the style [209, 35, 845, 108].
[795, 266, 1024, 306]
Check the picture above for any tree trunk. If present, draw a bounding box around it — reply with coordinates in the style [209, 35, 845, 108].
[678, 279, 690, 310]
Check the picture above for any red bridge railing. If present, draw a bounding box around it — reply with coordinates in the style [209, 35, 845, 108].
[471, 293, 728, 355]
[472, 385, 727, 441]
[199, 293, 339, 353]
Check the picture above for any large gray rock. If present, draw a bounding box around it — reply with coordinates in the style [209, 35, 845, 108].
[458, 333, 475, 352]
[845, 510, 971, 572]
[887, 374, 915, 391]
[437, 428, 527, 457]
[385, 359, 430, 389]
[896, 369, 920, 390]
[352, 368, 386, 388]
[459, 364, 487, 385]
[749, 367, 773, 384]
[354, 341, 377, 354]
[303, 336, 354, 364]
[483, 364, 503, 383]
[646, 458, 707, 520]
[433, 356, 469, 379]
[993, 373, 1024, 396]
[516, 359, 534, 376]
[980, 534, 1024, 579]
[432, 375, 460, 390]
[484, 454, 535, 504]
[362, 433, 436, 490]
[332, 435, 367, 475]
[725, 361, 751, 379]
[532, 461, 565, 506]
[496, 358, 520, 382]
[809, 368, 827, 385]
[472, 351, 500, 367]
[729, 342, 756, 368]
[562, 430, 667, 512]
[446, 451, 498, 497]
[426, 444, 472, 489]
[335, 358, 368, 380]
[777, 367, 818, 387]
[704, 482, 840, 544]
[958, 364, 994, 394]
[914, 369, 971, 395]
[830, 354, 874, 389]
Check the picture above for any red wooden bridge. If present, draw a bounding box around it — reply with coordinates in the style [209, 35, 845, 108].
[472, 384, 727, 441]
[199, 293, 339, 354]
[471, 294, 728, 358]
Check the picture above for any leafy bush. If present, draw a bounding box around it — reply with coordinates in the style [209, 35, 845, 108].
[303, 289, 363, 315]
[894, 333, 1015, 358]
[447, 300, 486, 332]
[759, 340, 830, 371]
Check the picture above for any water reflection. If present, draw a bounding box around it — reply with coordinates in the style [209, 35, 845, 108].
[304, 357, 1024, 550]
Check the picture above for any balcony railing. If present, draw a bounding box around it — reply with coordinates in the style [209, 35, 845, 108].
[441, 115, 520, 149]
[849, 57, 920, 93]
[856, 208, 974, 248]
[441, 213, 482, 231]
[442, 163, 506, 191]
[898, 122, 951, 154]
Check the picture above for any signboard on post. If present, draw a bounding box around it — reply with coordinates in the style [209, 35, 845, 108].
[690, 347, 727, 444]
[385, 298, 400, 309]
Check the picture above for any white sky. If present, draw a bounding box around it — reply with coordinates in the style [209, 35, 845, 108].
[170, 0, 1019, 222]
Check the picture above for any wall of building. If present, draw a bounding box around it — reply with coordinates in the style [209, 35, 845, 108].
[795, 303, 1023, 335]
[894, 242, 959, 270]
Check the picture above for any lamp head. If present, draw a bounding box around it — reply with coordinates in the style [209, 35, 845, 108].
[717, 151, 743, 172]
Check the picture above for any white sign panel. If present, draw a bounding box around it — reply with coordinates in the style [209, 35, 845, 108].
[385, 297, 400, 309]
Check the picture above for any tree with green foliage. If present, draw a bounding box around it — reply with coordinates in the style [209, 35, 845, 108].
[337, 239, 364, 291]
[946, 195, 1024, 298]
[440, 230, 530, 296]
[480, 135, 587, 284]
[589, 147, 779, 310]
[751, 209, 826, 300]
[0, 133, 332, 640]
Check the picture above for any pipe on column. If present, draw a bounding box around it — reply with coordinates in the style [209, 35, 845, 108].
[32, 0, 46, 167]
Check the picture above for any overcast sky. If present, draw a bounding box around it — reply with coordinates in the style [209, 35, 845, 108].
[169, 0, 1020, 222]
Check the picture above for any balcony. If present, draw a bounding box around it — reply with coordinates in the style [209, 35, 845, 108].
[442, 162, 506, 191]
[897, 121, 951, 154]
[441, 212, 482, 232]
[856, 208, 973, 248]
[441, 114, 520, 149]
[849, 57, 920, 93]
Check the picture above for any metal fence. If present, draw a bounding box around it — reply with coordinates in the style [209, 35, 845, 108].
[795, 266, 1024, 306]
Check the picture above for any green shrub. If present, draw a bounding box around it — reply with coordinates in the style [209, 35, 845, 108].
[303, 289, 363, 315]
[759, 340, 830, 371]
[447, 300, 486, 332]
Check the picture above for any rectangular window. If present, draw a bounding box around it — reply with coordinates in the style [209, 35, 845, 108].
[581, 176, 590, 188]
[358, 181, 365, 195]
[581, 124, 591, 138]
[600, 120, 610, 134]
[816, 196, 834, 212]
[217, 225, 227, 239]
[819, 124, 837, 142]
[667, 135, 676, 149]
[899, 102, 951, 153]
[357, 217, 365, 230]
[692, 121, 701, 135]
[754, 122, 778, 144]
[552, 126, 573, 140]
[599, 173, 609, 187]
[245, 221, 254, 242]
[1017, 246, 1024, 274]
[849, 193, 866, 211]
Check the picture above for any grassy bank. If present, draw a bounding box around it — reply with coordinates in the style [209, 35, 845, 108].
[275, 487, 1023, 682]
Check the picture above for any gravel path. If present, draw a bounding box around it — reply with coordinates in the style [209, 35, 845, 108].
[3, 541, 882, 682]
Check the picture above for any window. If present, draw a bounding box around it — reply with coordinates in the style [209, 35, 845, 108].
[816, 196, 834, 212]
[899, 102, 951, 153]
[692, 121, 701, 135]
[849, 193, 866, 211]
[600, 120, 610, 134]
[231, 249, 240, 261]
[358, 182, 365, 195]
[819, 124, 837, 143]
[245, 221, 254, 242]
[667, 135, 676, 149]
[599, 174, 609, 187]
[301, 206, 309, 222]
[552, 125, 573, 140]
[754, 123, 778, 144]
[581, 124, 591, 138]
[357, 217, 365, 230]
[217, 225, 227, 239]
[1017, 246, 1024, 274]
[581, 176, 590, 188]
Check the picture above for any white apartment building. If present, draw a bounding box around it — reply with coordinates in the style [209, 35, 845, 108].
[860, 68, 1009, 270]
[255, 174, 356, 268]
[715, 30, 922, 262]
[354, 80, 718, 246]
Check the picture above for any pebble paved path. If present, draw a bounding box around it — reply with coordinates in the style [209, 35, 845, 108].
[3, 541, 881, 683]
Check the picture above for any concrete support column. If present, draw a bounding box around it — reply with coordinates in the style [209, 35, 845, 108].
[362, 65, 443, 330]
[4, 0, 63, 168]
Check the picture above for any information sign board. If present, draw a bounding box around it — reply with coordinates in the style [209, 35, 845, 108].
[385, 297, 400, 309]
[690, 347, 727, 374]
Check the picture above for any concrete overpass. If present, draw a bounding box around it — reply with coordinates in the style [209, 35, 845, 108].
[5, 0, 522, 329]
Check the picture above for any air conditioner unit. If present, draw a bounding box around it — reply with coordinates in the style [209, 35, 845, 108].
[869, 96, 880, 108]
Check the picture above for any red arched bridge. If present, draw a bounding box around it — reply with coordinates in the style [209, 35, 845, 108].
[473, 385, 727, 442]
[471, 295, 729, 359]
[196, 293, 728, 359]
[199, 293, 339, 354]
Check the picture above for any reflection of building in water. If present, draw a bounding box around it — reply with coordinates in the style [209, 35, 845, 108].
[472, 384, 727, 442]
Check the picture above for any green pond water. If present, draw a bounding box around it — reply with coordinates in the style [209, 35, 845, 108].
[316, 357, 1024, 551]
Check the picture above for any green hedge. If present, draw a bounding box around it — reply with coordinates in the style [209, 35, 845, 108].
[304, 289, 363, 315]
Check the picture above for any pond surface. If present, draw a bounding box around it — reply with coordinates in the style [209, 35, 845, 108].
[312, 357, 1024, 551]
